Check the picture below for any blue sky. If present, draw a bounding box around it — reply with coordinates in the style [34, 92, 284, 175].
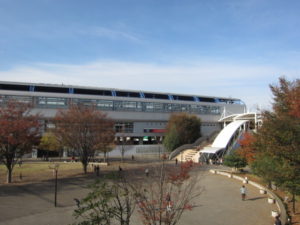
[0, 0, 299, 110]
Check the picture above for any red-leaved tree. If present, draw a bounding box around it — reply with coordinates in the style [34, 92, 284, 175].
[0, 100, 41, 183]
[238, 132, 257, 164]
[53, 105, 115, 173]
[287, 79, 300, 118]
[134, 159, 202, 225]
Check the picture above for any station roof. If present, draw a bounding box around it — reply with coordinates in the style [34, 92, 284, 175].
[212, 120, 248, 148]
[0, 80, 244, 104]
[219, 112, 261, 123]
[200, 147, 223, 154]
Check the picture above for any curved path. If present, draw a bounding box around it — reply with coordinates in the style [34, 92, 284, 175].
[180, 172, 277, 225]
[0, 168, 277, 225]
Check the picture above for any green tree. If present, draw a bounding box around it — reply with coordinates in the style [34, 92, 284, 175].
[163, 126, 180, 152]
[251, 153, 282, 188]
[39, 132, 63, 158]
[73, 174, 135, 225]
[163, 113, 201, 151]
[251, 77, 300, 213]
[223, 152, 247, 170]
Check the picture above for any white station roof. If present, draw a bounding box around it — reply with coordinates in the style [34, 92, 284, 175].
[219, 112, 261, 123]
[200, 147, 223, 154]
[212, 120, 248, 148]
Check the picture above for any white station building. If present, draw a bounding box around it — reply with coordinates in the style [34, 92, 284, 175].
[0, 81, 246, 147]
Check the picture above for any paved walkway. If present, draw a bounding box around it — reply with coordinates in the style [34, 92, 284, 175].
[0, 168, 277, 225]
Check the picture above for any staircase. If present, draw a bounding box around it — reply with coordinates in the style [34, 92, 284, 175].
[175, 149, 198, 162]
[184, 149, 198, 161]
[169, 131, 219, 162]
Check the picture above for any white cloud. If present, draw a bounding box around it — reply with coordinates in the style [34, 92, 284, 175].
[0, 60, 296, 110]
[1, 21, 141, 43]
[88, 27, 141, 42]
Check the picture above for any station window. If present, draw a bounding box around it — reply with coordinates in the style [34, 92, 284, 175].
[144, 93, 169, 100]
[72, 99, 97, 106]
[115, 91, 140, 98]
[172, 95, 194, 101]
[37, 97, 67, 107]
[0, 84, 30, 91]
[198, 97, 215, 103]
[97, 100, 113, 110]
[145, 102, 154, 112]
[136, 102, 143, 111]
[7, 95, 33, 104]
[153, 103, 164, 112]
[35, 86, 69, 94]
[171, 104, 181, 112]
[165, 104, 173, 112]
[74, 88, 112, 96]
[122, 101, 137, 110]
[115, 122, 134, 133]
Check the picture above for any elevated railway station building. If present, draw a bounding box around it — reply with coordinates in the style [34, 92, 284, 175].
[0, 81, 246, 145]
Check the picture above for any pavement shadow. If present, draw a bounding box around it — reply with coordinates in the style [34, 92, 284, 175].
[247, 196, 266, 201]
[0, 175, 95, 197]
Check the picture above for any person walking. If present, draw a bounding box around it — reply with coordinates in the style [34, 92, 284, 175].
[240, 185, 247, 201]
[274, 216, 282, 225]
[145, 168, 149, 177]
[96, 165, 100, 177]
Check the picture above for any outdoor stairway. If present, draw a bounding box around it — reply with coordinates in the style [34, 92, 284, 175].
[184, 149, 198, 161]
[176, 149, 198, 162]
[170, 131, 219, 162]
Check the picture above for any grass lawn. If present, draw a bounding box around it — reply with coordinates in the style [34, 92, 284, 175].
[0, 162, 86, 184]
[0, 159, 165, 185]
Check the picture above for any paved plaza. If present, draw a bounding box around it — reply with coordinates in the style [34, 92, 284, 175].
[0, 168, 277, 225]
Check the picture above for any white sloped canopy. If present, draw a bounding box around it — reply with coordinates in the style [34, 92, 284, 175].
[200, 147, 223, 154]
[212, 120, 248, 148]
[219, 112, 261, 122]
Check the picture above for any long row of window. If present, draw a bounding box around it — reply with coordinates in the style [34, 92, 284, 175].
[0, 82, 244, 104]
[0, 95, 221, 115]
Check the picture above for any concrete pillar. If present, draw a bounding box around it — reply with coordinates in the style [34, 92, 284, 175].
[63, 148, 68, 157]
[139, 137, 143, 145]
[31, 148, 38, 158]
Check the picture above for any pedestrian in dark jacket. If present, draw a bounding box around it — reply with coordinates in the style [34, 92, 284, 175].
[274, 216, 282, 225]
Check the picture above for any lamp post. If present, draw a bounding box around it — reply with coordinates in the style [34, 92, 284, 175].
[158, 145, 161, 160]
[181, 151, 183, 163]
[49, 163, 60, 207]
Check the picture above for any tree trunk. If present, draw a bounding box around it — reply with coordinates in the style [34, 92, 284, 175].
[292, 192, 296, 214]
[121, 145, 124, 163]
[83, 163, 88, 174]
[7, 167, 13, 183]
[104, 152, 107, 162]
[267, 180, 271, 189]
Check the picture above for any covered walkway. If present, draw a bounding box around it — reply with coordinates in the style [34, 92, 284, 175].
[196, 120, 248, 162]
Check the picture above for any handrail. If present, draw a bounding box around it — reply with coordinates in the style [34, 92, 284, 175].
[222, 127, 248, 157]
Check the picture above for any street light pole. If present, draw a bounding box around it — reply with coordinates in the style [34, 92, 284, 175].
[49, 163, 60, 207]
[158, 145, 161, 160]
[54, 169, 58, 207]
